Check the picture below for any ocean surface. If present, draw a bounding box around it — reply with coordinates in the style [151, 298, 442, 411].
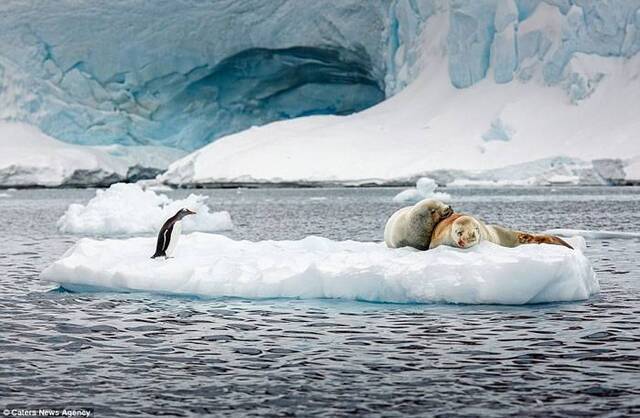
[1, 186, 639, 417]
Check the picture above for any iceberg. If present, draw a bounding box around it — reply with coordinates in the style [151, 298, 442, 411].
[57, 183, 233, 235]
[393, 177, 451, 203]
[40, 234, 598, 305]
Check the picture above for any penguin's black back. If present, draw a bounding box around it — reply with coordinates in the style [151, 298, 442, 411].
[151, 216, 178, 259]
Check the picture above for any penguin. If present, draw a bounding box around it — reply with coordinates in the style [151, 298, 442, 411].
[151, 208, 196, 259]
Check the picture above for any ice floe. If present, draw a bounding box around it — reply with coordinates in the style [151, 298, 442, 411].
[393, 177, 451, 203]
[57, 183, 233, 235]
[40, 234, 597, 305]
[545, 229, 640, 240]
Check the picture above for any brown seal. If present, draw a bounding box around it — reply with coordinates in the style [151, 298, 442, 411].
[429, 214, 573, 250]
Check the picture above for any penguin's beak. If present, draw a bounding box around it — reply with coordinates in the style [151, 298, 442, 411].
[186, 209, 196, 215]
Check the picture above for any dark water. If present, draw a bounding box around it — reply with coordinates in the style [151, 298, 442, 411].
[1, 187, 639, 417]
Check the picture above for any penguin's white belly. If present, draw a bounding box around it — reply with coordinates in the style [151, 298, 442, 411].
[166, 221, 182, 256]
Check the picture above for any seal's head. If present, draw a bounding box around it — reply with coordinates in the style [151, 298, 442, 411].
[451, 216, 480, 248]
[416, 198, 453, 224]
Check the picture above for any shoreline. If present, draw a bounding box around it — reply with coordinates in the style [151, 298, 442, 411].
[2, 181, 639, 190]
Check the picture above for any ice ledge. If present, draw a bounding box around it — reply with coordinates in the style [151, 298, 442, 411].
[41, 233, 598, 305]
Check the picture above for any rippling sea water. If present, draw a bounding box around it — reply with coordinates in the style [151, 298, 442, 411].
[1, 186, 639, 417]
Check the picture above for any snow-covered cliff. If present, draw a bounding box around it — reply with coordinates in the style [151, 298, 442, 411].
[160, 0, 640, 185]
[1, 0, 640, 185]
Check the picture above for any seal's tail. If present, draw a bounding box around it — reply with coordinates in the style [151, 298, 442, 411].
[517, 233, 574, 250]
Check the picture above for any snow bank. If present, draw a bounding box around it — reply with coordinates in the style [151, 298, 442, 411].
[545, 229, 640, 240]
[40, 234, 597, 305]
[393, 177, 450, 203]
[57, 183, 233, 235]
[0, 122, 185, 187]
[0, 122, 123, 187]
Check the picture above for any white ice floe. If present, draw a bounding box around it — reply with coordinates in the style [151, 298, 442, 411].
[57, 183, 233, 235]
[40, 234, 597, 305]
[545, 229, 640, 240]
[393, 177, 451, 203]
[0, 192, 11, 198]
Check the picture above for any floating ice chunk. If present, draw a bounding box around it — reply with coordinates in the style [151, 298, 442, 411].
[393, 177, 451, 203]
[40, 234, 597, 305]
[447, 178, 535, 187]
[545, 174, 580, 185]
[57, 183, 233, 235]
[0, 192, 11, 198]
[545, 229, 640, 239]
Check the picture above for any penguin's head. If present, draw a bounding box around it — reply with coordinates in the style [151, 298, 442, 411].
[176, 208, 197, 220]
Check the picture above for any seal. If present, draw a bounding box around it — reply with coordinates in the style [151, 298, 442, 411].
[429, 214, 573, 250]
[152, 208, 196, 259]
[384, 198, 454, 250]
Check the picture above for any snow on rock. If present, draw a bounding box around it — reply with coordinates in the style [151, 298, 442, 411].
[57, 183, 233, 235]
[40, 234, 597, 305]
[445, 157, 634, 187]
[0, 122, 185, 187]
[393, 177, 451, 203]
[0, 122, 125, 187]
[545, 229, 640, 240]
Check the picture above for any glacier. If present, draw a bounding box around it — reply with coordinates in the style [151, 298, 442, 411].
[1, 0, 640, 184]
[157, 0, 640, 185]
[40, 234, 597, 305]
[0, 0, 392, 151]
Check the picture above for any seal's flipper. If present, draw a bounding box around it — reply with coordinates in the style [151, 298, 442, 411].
[517, 233, 573, 249]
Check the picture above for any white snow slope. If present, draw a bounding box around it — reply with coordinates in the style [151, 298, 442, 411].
[40, 234, 596, 305]
[161, 3, 640, 185]
[0, 122, 185, 187]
